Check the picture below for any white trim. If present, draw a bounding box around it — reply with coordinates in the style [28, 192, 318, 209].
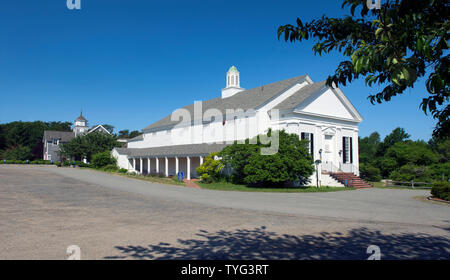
[88, 125, 112, 135]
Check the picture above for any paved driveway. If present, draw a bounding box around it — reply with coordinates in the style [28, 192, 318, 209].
[0, 165, 449, 259]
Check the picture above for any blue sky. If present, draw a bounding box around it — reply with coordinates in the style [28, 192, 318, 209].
[0, 0, 436, 140]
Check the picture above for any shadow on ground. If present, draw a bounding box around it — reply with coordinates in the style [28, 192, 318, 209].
[105, 227, 450, 260]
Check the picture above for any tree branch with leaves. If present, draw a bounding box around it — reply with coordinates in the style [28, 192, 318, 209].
[278, 0, 449, 138]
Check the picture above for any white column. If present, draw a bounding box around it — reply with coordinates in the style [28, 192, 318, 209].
[199, 156, 204, 165]
[133, 158, 136, 172]
[140, 158, 143, 174]
[156, 157, 159, 173]
[175, 157, 179, 175]
[148, 158, 151, 175]
[165, 157, 169, 177]
[187, 156, 191, 180]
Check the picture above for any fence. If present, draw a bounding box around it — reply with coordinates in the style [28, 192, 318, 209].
[384, 180, 432, 189]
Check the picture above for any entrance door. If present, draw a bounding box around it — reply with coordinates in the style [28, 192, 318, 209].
[323, 134, 334, 169]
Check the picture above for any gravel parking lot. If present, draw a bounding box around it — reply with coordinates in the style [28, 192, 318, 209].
[0, 165, 449, 259]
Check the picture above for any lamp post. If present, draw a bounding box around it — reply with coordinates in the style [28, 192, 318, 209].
[314, 159, 322, 188]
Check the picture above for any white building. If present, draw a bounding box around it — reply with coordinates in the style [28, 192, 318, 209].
[113, 66, 363, 186]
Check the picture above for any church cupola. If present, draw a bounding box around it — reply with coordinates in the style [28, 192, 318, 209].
[73, 112, 88, 136]
[221, 66, 244, 98]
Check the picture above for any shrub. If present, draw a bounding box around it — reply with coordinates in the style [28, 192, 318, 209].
[2, 145, 32, 161]
[91, 151, 116, 169]
[220, 130, 314, 186]
[431, 181, 450, 201]
[196, 152, 224, 183]
[360, 163, 382, 182]
[390, 164, 433, 182]
[118, 168, 128, 173]
[74, 161, 91, 168]
[101, 164, 119, 172]
[429, 162, 450, 181]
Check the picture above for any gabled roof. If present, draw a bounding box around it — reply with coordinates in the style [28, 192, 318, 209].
[273, 81, 327, 111]
[43, 131, 75, 142]
[88, 125, 111, 135]
[143, 75, 308, 132]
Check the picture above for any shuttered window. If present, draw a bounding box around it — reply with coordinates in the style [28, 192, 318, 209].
[301, 132, 314, 160]
[342, 136, 353, 164]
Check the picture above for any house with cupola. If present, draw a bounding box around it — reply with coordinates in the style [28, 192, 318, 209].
[43, 113, 111, 162]
[113, 66, 365, 187]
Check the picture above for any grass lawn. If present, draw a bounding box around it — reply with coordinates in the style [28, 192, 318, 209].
[84, 168, 186, 186]
[197, 181, 354, 193]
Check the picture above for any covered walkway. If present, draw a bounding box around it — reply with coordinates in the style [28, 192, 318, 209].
[113, 143, 228, 180]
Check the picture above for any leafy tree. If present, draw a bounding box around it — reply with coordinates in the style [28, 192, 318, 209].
[102, 124, 114, 134]
[243, 131, 314, 186]
[196, 152, 225, 183]
[390, 164, 433, 182]
[117, 129, 142, 139]
[386, 140, 438, 167]
[429, 162, 450, 181]
[0, 125, 5, 151]
[2, 145, 32, 160]
[376, 127, 410, 156]
[221, 130, 314, 187]
[429, 137, 450, 163]
[360, 163, 382, 182]
[118, 130, 129, 138]
[60, 133, 120, 161]
[278, 0, 449, 138]
[91, 151, 117, 169]
[0, 121, 72, 160]
[378, 157, 398, 178]
[219, 140, 259, 184]
[129, 130, 142, 139]
[359, 132, 380, 164]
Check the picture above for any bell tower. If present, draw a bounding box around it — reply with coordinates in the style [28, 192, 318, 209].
[73, 112, 88, 136]
[221, 66, 244, 98]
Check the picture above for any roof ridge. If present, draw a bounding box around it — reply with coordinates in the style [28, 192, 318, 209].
[142, 75, 308, 132]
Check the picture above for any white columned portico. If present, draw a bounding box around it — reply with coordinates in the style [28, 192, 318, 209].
[133, 158, 136, 172]
[156, 157, 159, 173]
[200, 156, 204, 166]
[165, 157, 169, 177]
[140, 158, 143, 174]
[187, 156, 191, 180]
[148, 158, 151, 174]
[175, 157, 179, 175]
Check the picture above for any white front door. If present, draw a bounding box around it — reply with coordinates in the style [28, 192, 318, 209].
[322, 134, 335, 171]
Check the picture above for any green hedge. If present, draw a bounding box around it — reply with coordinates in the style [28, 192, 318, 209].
[431, 181, 450, 201]
[1, 159, 53, 165]
[0, 159, 93, 167]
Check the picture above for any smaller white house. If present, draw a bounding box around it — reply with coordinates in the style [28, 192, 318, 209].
[113, 67, 364, 187]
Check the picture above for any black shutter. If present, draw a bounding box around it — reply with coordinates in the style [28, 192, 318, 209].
[310, 133, 314, 160]
[342, 137, 346, 163]
[301, 132, 305, 140]
[350, 137, 353, 164]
